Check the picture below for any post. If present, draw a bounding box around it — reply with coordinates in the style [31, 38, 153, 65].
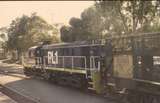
[84, 57, 87, 70]
[55, 56, 56, 68]
[21, 52, 24, 66]
[43, 57, 46, 67]
[71, 56, 74, 69]
[98, 61, 100, 71]
[90, 57, 92, 70]
[63, 56, 64, 68]
[93, 57, 95, 70]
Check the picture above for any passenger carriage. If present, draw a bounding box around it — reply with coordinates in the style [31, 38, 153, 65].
[108, 33, 160, 103]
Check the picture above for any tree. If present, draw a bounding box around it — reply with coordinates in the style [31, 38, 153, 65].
[0, 27, 8, 49]
[95, 0, 160, 35]
[7, 13, 59, 60]
[61, 1, 160, 42]
[60, 26, 73, 42]
[0, 27, 8, 43]
[81, 6, 105, 38]
[60, 17, 93, 42]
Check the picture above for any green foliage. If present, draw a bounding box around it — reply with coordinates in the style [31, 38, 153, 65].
[7, 13, 59, 52]
[60, 26, 72, 42]
[60, 1, 160, 42]
[0, 27, 8, 49]
[60, 17, 93, 42]
[96, 0, 160, 35]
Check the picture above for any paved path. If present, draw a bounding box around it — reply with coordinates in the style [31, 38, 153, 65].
[0, 61, 117, 103]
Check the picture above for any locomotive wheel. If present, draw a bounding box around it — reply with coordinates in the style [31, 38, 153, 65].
[43, 72, 50, 80]
[57, 77, 68, 86]
[23, 68, 32, 76]
[127, 90, 143, 103]
[139, 94, 149, 103]
[127, 90, 160, 103]
[24, 71, 31, 76]
[137, 93, 160, 103]
[147, 95, 160, 103]
[49, 73, 58, 84]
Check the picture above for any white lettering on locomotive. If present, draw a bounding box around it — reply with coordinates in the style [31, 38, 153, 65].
[48, 51, 58, 64]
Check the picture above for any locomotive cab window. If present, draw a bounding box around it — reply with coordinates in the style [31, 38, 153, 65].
[28, 50, 35, 58]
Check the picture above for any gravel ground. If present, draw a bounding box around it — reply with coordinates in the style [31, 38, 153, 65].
[0, 61, 117, 103]
[0, 92, 17, 103]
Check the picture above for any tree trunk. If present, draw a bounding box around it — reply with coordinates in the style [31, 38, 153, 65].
[17, 49, 23, 64]
[132, 1, 136, 32]
[11, 50, 17, 60]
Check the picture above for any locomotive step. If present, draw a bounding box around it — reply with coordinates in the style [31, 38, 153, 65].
[107, 83, 115, 86]
[88, 87, 95, 90]
[88, 82, 94, 85]
[87, 76, 92, 79]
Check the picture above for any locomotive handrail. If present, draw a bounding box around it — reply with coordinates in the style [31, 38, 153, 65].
[43, 55, 86, 58]
[42, 55, 100, 71]
[43, 56, 88, 70]
[23, 55, 101, 72]
[89, 56, 100, 71]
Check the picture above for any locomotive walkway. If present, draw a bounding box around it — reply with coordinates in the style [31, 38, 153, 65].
[0, 60, 118, 103]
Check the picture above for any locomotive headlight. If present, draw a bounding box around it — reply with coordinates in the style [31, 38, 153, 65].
[138, 61, 142, 64]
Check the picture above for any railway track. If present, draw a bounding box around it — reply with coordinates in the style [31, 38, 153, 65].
[0, 76, 123, 103]
[0, 82, 40, 103]
[0, 73, 122, 103]
[0, 68, 41, 103]
[0, 63, 121, 103]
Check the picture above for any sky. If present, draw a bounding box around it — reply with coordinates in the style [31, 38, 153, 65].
[0, 1, 94, 27]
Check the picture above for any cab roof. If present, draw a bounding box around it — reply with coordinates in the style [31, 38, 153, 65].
[42, 40, 105, 49]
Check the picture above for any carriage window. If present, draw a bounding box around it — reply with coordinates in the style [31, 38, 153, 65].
[153, 56, 160, 65]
